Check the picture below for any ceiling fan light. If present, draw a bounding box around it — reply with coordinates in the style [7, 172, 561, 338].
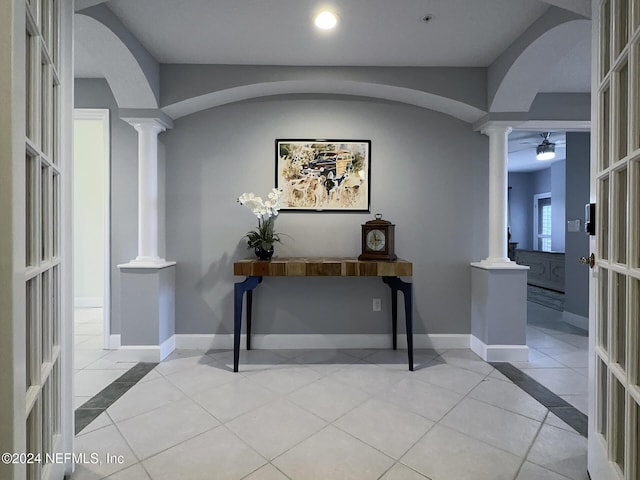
[536, 137, 555, 161]
[536, 150, 556, 160]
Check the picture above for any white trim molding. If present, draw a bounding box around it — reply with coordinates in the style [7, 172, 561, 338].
[562, 311, 588, 332]
[470, 335, 529, 362]
[174, 333, 471, 351]
[113, 335, 175, 362]
[108, 334, 121, 349]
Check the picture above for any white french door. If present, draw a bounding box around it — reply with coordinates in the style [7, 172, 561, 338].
[0, 1, 73, 479]
[588, 0, 640, 478]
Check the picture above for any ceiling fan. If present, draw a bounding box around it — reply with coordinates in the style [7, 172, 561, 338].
[508, 132, 565, 160]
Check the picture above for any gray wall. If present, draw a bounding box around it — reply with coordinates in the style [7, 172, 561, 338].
[551, 160, 566, 252]
[74, 79, 167, 335]
[509, 161, 568, 253]
[564, 133, 590, 318]
[163, 97, 489, 336]
[509, 173, 534, 250]
[532, 167, 551, 194]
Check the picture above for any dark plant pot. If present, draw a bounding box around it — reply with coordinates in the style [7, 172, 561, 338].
[255, 245, 274, 261]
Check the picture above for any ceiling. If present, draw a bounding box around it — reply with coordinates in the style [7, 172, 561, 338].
[95, 0, 550, 67]
[74, 0, 592, 133]
[508, 131, 567, 172]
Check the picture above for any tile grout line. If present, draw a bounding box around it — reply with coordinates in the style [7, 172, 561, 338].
[511, 409, 550, 480]
[491, 362, 588, 437]
[74, 362, 158, 435]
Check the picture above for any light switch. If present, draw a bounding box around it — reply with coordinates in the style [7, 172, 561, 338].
[567, 219, 581, 232]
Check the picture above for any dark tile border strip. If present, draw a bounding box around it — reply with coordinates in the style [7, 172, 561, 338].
[75, 362, 158, 435]
[491, 362, 588, 438]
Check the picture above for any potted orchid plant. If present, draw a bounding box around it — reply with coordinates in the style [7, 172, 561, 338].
[237, 188, 284, 260]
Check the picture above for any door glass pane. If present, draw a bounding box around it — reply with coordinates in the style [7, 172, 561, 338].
[633, 278, 639, 388]
[51, 0, 59, 67]
[41, 0, 51, 50]
[40, 62, 49, 156]
[636, 43, 640, 151]
[612, 377, 625, 470]
[52, 265, 59, 347]
[617, 62, 628, 161]
[25, 30, 33, 141]
[601, 87, 611, 170]
[26, 279, 36, 391]
[613, 273, 627, 370]
[41, 270, 51, 364]
[615, 168, 627, 264]
[52, 172, 59, 256]
[52, 362, 60, 436]
[599, 268, 609, 351]
[617, 0, 629, 55]
[51, 83, 59, 165]
[635, 400, 640, 479]
[26, 154, 35, 266]
[603, 0, 611, 77]
[634, 161, 640, 268]
[41, 163, 49, 262]
[42, 377, 52, 459]
[598, 358, 609, 438]
[599, 176, 610, 260]
[26, 398, 41, 480]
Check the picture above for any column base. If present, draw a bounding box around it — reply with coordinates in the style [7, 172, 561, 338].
[470, 262, 529, 362]
[470, 335, 529, 362]
[118, 264, 176, 361]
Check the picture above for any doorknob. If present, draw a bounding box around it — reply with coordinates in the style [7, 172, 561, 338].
[578, 253, 595, 268]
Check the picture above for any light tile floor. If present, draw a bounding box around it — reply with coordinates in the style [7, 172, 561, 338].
[517, 302, 589, 415]
[71, 301, 589, 480]
[74, 308, 136, 408]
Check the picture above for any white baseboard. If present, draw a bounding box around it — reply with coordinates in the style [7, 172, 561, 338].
[75, 297, 103, 308]
[111, 335, 175, 362]
[562, 311, 589, 332]
[108, 334, 121, 349]
[174, 333, 471, 351]
[470, 335, 529, 362]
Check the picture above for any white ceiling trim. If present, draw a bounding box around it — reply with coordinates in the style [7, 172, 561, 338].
[490, 19, 591, 112]
[75, 14, 157, 109]
[161, 79, 486, 123]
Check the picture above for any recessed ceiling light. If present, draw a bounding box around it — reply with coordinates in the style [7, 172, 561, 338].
[315, 10, 338, 30]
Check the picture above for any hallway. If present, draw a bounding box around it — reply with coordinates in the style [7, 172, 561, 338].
[71, 302, 589, 480]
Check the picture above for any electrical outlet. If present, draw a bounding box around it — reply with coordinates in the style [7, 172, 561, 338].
[373, 298, 381, 311]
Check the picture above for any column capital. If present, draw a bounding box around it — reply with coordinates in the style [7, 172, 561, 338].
[122, 117, 168, 135]
[480, 124, 513, 137]
[120, 108, 173, 132]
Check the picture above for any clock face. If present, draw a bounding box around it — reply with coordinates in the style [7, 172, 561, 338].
[366, 229, 386, 251]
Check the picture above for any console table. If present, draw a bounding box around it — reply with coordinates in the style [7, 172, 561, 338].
[233, 257, 414, 372]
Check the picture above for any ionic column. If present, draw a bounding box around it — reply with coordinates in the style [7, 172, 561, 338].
[118, 115, 175, 362]
[481, 125, 512, 265]
[121, 117, 173, 266]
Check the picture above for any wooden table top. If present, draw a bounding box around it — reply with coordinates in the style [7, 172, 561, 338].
[234, 257, 412, 277]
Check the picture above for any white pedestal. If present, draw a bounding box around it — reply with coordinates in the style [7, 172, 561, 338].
[470, 262, 529, 362]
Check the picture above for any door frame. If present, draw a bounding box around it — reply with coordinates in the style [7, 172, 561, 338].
[73, 108, 111, 349]
[533, 191, 552, 250]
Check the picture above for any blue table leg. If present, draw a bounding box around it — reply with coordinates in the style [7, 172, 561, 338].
[391, 288, 398, 350]
[382, 276, 414, 371]
[234, 276, 262, 372]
